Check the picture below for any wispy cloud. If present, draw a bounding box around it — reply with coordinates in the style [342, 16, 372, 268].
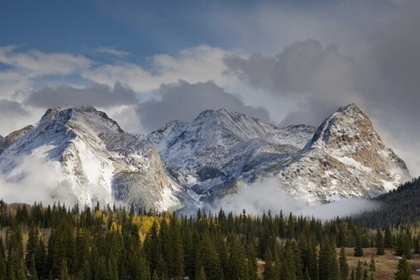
[83, 45, 240, 92]
[0, 46, 92, 76]
[94, 46, 129, 58]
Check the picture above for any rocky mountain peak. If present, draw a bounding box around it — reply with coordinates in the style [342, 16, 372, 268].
[280, 103, 410, 203]
[306, 103, 382, 152]
[39, 106, 123, 136]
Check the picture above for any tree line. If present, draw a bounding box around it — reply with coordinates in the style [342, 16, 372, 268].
[0, 199, 417, 279]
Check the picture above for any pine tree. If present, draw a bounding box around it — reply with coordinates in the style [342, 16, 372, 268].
[262, 247, 273, 280]
[280, 241, 297, 280]
[0, 237, 5, 280]
[354, 232, 364, 257]
[363, 269, 369, 280]
[196, 266, 207, 280]
[0, 255, 5, 280]
[355, 260, 363, 280]
[26, 225, 39, 268]
[394, 255, 412, 280]
[396, 233, 413, 259]
[369, 256, 376, 272]
[59, 259, 71, 280]
[152, 270, 159, 280]
[339, 247, 350, 280]
[376, 229, 385, 255]
[327, 239, 340, 280]
[29, 255, 39, 280]
[350, 267, 356, 280]
[384, 225, 393, 248]
[414, 236, 420, 255]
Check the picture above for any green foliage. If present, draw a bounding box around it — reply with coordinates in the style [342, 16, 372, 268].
[394, 256, 412, 280]
[339, 247, 350, 280]
[0, 198, 418, 280]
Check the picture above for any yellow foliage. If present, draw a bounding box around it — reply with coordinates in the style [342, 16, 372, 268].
[110, 222, 122, 233]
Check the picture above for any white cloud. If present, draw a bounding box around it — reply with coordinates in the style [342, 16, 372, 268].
[83, 45, 241, 92]
[95, 46, 129, 57]
[0, 45, 92, 76]
[212, 178, 379, 219]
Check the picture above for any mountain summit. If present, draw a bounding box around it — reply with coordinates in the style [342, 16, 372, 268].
[278, 104, 410, 203]
[0, 106, 181, 210]
[0, 104, 410, 209]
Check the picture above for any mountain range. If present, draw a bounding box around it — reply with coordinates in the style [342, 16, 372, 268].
[0, 104, 411, 211]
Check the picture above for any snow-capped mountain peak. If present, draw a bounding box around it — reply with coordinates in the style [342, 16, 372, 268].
[278, 104, 410, 204]
[0, 106, 181, 210]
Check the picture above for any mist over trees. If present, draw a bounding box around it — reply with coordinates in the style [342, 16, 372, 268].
[0, 185, 419, 280]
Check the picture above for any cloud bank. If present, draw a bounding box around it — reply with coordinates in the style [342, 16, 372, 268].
[211, 178, 380, 220]
[136, 80, 270, 132]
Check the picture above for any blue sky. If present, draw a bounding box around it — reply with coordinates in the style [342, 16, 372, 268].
[0, 0, 419, 175]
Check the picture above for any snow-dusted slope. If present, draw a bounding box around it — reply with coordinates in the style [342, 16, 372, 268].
[277, 104, 411, 204]
[0, 104, 410, 210]
[151, 105, 410, 207]
[148, 108, 315, 206]
[0, 106, 181, 211]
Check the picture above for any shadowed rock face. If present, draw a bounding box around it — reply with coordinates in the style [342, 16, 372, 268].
[0, 106, 181, 211]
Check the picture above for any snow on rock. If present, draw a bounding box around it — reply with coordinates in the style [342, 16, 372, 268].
[277, 104, 411, 203]
[148, 108, 315, 205]
[0, 106, 181, 211]
[0, 104, 410, 210]
[150, 104, 410, 207]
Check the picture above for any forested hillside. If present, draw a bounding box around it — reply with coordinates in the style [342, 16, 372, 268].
[0, 199, 419, 279]
[356, 177, 420, 228]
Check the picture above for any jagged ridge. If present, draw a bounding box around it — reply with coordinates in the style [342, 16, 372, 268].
[0, 106, 181, 210]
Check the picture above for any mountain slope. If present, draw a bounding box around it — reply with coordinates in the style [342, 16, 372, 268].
[148, 108, 316, 206]
[277, 104, 410, 204]
[0, 106, 181, 211]
[356, 177, 420, 227]
[151, 104, 410, 207]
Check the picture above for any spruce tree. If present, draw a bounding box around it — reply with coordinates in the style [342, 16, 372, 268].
[339, 247, 350, 280]
[0, 237, 5, 280]
[262, 247, 273, 280]
[384, 225, 393, 248]
[0, 254, 5, 280]
[350, 267, 355, 280]
[59, 259, 71, 280]
[376, 229, 385, 255]
[29, 255, 39, 280]
[369, 256, 376, 272]
[414, 236, 420, 254]
[354, 235, 364, 257]
[196, 266, 207, 280]
[280, 241, 297, 280]
[394, 255, 412, 280]
[355, 260, 363, 280]
[363, 269, 369, 280]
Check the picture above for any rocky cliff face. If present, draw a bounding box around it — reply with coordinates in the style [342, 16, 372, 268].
[148, 108, 316, 206]
[0, 104, 410, 209]
[0, 106, 181, 210]
[151, 104, 410, 206]
[277, 104, 410, 203]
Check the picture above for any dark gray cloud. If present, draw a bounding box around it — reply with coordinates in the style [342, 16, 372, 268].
[223, 1, 420, 176]
[136, 80, 270, 132]
[0, 100, 32, 136]
[0, 100, 29, 116]
[224, 39, 358, 96]
[224, 39, 360, 126]
[25, 83, 137, 108]
[360, 0, 420, 138]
